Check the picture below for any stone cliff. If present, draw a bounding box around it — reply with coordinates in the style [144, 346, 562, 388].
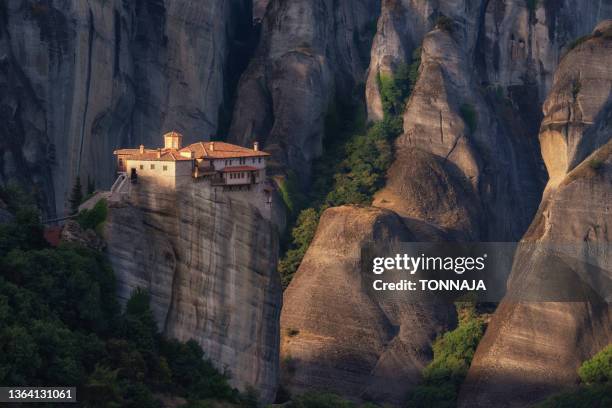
[0, 0, 252, 216]
[459, 20, 612, 407]
[278, 4, 612, 406]
[228, 0, 381, 181]
[104, 181, 282, 402]
[280, 206, 454, 405]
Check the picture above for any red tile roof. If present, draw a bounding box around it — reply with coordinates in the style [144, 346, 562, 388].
[181, 141, 270, 159]
[114, 148, 193, 162]
[115, 140, 270, 161]
[222, 166, 259, 172]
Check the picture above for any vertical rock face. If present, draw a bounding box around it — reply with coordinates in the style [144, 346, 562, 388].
[366, 0, 612, 122]
[479, 0, 612, 98]
[366, 0, 483, 121]
[459, 21, 612, 407]
[0, 0, 251, 216]
[104, 182, 282, 402]
[228, 0, 380, 180]
[280, 206, 454, 405]
[369, 0, 612, 241]
[374, 26, 544, 241]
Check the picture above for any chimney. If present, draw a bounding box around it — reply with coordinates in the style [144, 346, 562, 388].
[139, 144, 145, 154]
[209, 142, 214, 152]
[253, 141, 259, 151]
[157, 149, 161, 158]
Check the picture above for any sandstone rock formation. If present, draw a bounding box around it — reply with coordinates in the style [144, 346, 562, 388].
[367, 0, 612, 122]
[228, 0, 381, 181]
[280, 205, 455, 405]
[366, 0, 482, 121]
[374, 25, 544, 241]
[104, 182, 282, 402]
[278, 5, 612, 405]
[0, 0, 252, 216]
[459, 21, 612, 407]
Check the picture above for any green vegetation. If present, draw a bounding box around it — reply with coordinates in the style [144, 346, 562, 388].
[284, 392, 380, 408]
[278, 208, 320, 288]
[588, 159, 604, 171]
[535, 345, 612, 408]
[459, 104, 478, 134]
[0, 188, 251, 407]
[76, 199, 108, 232]
[579, 345, 612, 384]
[278, 170, 307, 219]
[277, 49, 422, 288]
[407, 302, 486, 408]
[535, 384, 612, 408]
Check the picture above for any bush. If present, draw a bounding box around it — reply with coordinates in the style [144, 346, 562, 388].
[277, 45, 422, 288]
[0, 205, 242, 406]
[533, 345, 612, 407]
[534, 384, 612, 408]
[407, 303, 486, 407]
[288, 392, 356, 408]
[588, 159, 604, 172]
[579, 345, 612, 384]
[278, 171, 307, 219]
[76, 199, 108, 231]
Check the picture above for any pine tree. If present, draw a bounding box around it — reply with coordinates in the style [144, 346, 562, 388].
[69, 176, 83, 214]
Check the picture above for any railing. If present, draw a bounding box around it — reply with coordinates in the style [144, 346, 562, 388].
[109, 173, 130, 202]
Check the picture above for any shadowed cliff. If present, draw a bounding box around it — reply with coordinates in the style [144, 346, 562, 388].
[104, 181, 282, 402]
[458, 20, 612, 407]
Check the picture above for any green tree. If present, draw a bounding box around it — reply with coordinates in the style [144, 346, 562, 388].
[278, 47, 423, 288]
[0, 204, 242, 407]
[579, 345, 612, 384]
[407, 303, 486, 407]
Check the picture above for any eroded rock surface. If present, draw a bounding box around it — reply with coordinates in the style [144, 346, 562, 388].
[104, 182, 282, 402]
[0, 0, 251, 216]
[459, 22, 612, 407]
[228, 0, 380, 180]
[374, 27, 544, 241]
[280, 206, 454, 405]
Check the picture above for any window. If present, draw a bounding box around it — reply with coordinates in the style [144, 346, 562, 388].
[163, 165, 168, 171]
[150, 164, 155, 170]
[258, 158, 262, 163]
[139, 164, 144, 170]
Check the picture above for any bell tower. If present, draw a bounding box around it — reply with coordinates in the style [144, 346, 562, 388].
[164, 131, 183, 149]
